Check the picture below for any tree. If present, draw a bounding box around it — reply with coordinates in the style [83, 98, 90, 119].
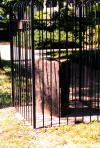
[0, 0, 20, 18]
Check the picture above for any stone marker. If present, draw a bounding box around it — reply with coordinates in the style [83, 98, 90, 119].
[35, 57, 71, 117]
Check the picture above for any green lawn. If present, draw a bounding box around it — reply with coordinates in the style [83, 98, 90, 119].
[0, 60, 12, 107]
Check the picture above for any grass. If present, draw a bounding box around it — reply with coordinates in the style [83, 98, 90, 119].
[0, 107, 100, 148]
[0, 108, 36, 148]
[0, 60, 12, 107]
[41, 122, 100, 145]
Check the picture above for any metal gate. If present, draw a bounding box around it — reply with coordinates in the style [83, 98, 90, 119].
[10, 0, 100, 128]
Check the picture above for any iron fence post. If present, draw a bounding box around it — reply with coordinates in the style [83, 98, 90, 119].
[18, 29, 21, 110]
[79, 4, 82, 102]
[10, 9, 14, 107]
[31, 0, 36, 128]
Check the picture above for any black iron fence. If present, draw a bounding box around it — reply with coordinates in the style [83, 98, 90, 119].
[10, 0, 100, 128]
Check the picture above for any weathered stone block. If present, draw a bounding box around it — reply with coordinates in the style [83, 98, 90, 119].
[35, 57, 70, 117]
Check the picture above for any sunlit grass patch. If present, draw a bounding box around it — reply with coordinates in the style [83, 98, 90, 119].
[40, 121, 100, 146]
[0, 109, 36, 148]
[0, 108, 100, 147]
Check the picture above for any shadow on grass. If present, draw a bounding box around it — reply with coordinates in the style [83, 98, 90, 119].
[0, 60, 11, 70]
[0, 93, 12, 109]
[0, 60, 12, 109]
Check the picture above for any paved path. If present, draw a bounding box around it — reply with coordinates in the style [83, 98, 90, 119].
[0, 42, 10, 60]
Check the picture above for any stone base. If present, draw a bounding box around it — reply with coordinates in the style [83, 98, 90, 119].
[35, 57, 71, 117]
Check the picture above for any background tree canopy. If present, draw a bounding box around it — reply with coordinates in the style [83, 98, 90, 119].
[0, 0, 94, 17]
[0, 0, 20, 23]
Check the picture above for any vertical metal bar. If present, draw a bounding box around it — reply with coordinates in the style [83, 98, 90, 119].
[97, 0, 100, 121]
[90, 4, 93, 120]
[71, 2, 74, 104]
[17, 5, 20, 112]
[20, 4, 22, 114]
[82, 2, 84, 122]
[66, 0, 68, 124]
[50, 0, 52, 127]
[13, 36, 16, 105]
[58, 0, 61, 125]
[38, 2, 42, 127]
[74, 0, 77, 123]
[79, 4, 82, 102]
[22, 4, 24, 118]
[91, 3, 94, 119]
[15, 20, 19, 111]
[10, 9, 14, 107]
[18, 4, 22, 114]
[39, 4, 41, 58]
[23, 8, 26, 119]
[18, 29, 21, 114]
[30, 20, 33, 125]
[25, 19, 28, 121]
[21, 20, 24, 116]
[89, 2, 91, 122]
[22, 4, 24, 117]
[27, 4, 29, 122]
[15, 29, 18, 109]
[52, 6, 55, 58]
[52, 4, 55, 124]
[31, 0, 36, 128]
[85, 3, 88, 117]
[16, 32, 18, 110]
[29, 4, 31, 124]
[42, 0, 44, 128]
[29, 4, 32, 126]
[94, 2, 97, 114]
[27, 6, 29, 122]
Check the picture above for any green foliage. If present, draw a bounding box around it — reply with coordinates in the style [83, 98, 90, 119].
[0, 7, 8, 23]
[34, 11, 50, 30]
[34, 11, 50, 20]
[52, 7, 74, 30]
[0, 0, 20, 24]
